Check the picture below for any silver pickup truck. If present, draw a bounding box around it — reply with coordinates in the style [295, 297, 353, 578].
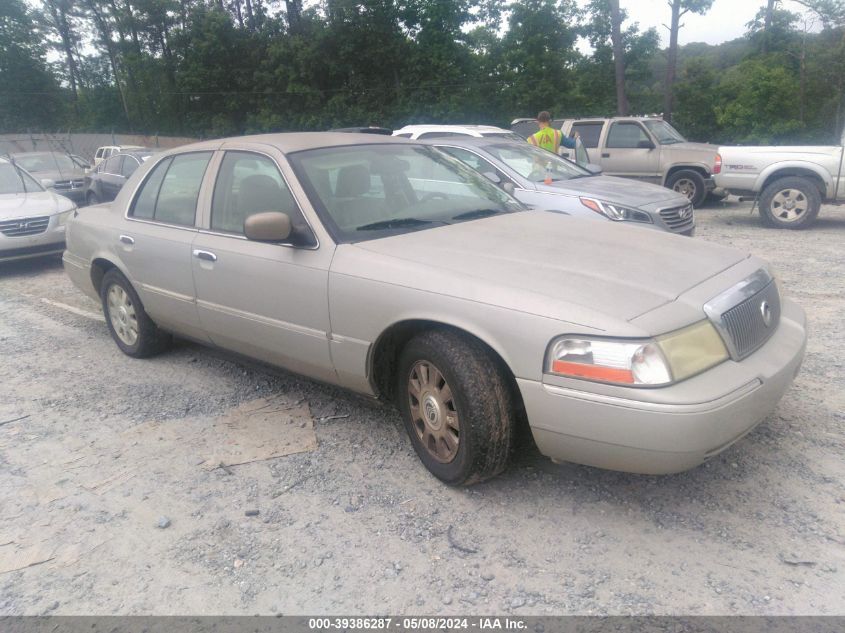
[714, 130, 845, 229]
[554, 117, 719, 208]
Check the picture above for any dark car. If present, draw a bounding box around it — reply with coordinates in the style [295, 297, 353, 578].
[9, 151, 88, 205]
[84, 150, 154, 205]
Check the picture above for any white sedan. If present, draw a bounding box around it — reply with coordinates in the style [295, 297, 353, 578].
[0, 157, 76, 263]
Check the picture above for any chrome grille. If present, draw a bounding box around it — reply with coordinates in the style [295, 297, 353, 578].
[0, 216, 50, 237]
[704, 270, 781, 361]
[53, 179, 84, 190]
[659, 203, 695, 232]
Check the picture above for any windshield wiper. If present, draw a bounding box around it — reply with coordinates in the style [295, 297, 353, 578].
[452, 208, 504, 221]
[356, 218, 440, 231]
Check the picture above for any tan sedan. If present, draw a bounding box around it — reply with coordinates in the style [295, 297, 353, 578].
[63, 133, 807, 484]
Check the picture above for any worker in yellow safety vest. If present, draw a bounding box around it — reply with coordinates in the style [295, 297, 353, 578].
[528, 111, 578, 154]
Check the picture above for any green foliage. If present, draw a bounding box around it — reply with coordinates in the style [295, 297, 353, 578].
[2, 0, 843, 146]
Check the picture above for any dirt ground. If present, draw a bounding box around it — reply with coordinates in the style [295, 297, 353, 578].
[0, 199, 843, 616]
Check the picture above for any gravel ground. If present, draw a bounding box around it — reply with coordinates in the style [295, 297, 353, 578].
[0, 199, 843, 616]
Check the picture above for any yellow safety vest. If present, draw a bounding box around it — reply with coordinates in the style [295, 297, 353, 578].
[528, 127, 561, 153]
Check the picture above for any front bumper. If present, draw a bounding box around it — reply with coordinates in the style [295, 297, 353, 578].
[519, 298, 807, 474]
[0, 216, 66, 263]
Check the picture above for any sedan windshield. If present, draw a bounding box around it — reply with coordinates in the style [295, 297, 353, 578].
[0, 163, 43, 194]
[484, 143, 591, 183]
[642, 120, 686, 145]
[288, 144, 525, 242]
[13, 153, 77, 173]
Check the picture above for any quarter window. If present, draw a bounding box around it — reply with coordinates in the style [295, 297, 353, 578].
[130, 151, 212, 225]
[211, 151, 301, 235]
[606, 122, 651, 149]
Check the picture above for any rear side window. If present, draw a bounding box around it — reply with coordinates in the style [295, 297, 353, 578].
[606, 122, 650, 149]
[104, 156, 123, 174]
[570, 122, 604, 148]
[121, 156, 140, 178]
[130, 152, 212, 226]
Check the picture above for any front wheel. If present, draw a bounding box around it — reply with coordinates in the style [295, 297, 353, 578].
[100, 269, 171, 358]
[396, 330, 516, 485]
[666, 170, 707, 208]
[759, 176, 821, 229]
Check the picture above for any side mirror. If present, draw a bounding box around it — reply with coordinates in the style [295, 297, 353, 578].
[584, 164, 603, 175]
[244, 212, 292, 242]
[637, 140, 655, 150]
[503, 182, 515, 195]
[482, 171, 501, 184]
[40, 178, 55, 189]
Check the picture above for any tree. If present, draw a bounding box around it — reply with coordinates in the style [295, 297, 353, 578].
[663, 0, 713, 122]
[0, 0, 65, 131]
[609, 0, 627, 115]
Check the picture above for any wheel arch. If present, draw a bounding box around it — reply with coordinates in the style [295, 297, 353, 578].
[368, 318, 523, 408]
[757, 164, 830, 198]
[90, 254, 132, 296]
[663, 164, 710, 186]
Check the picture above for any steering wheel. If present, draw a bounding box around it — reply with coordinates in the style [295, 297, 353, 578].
[419, 191, 450, 203]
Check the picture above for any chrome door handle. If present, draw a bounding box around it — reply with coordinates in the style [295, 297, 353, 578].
[192, 249, 217, 262]
[119, 235, 134, 245]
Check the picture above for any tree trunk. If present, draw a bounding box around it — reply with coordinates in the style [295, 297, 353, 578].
[609, 0, 628, 116]
[245, 0, 256, 31]
[762, 0, 776, 54]
[45, 0, 80, 108]
[663, 0, 682, 122]
[85, 0, 132, 130]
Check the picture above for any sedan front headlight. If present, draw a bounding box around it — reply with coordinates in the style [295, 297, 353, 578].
[546, 321, 728, 387]
[56, 207, 76, 226]
[580, 197, 652, 224]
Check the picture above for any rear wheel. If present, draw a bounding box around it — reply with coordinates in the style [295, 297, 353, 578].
[666, 169, 707, 208]
[759, 176, 821, 229]
[100, 269, 171, 358]
[396, 329, 515, 485]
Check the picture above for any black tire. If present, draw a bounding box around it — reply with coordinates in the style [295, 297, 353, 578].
[759, 176, 821, 229]
[86, 191, 100, 206]
[396, 329, 515, 485]
[666, 169, 707, 208]
[100, 268, 171, 358]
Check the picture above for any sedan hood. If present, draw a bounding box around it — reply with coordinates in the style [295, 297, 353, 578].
[541, 175, 688, 208]
[0, 191, 74, 220]
[351, 211, 747, 325]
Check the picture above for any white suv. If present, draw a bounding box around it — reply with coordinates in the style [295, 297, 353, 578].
[392, 124, 523, 141]
[92, 145, 146, 170]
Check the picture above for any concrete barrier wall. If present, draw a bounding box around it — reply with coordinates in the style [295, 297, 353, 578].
[0, 133, 199, 163]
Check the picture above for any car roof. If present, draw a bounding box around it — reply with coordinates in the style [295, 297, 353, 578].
[418, 136, 520, 148]
[10, 151, 67, 158]
[394, 124, 512, 134]
[158, 132, 413, 156]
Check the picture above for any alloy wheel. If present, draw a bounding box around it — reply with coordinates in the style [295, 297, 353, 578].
[107, 284, 139, 346]
[771, 189, 808, 223]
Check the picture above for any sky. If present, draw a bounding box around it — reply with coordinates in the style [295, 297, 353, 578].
[575, 0, 817, 52]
